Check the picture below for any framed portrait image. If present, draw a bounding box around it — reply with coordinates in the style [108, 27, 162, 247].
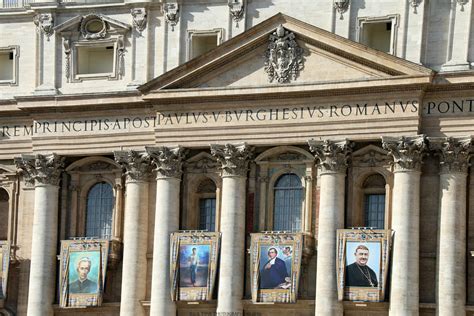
[336, 229, 392, 302]
[250, 233, 303, 303]
[170, 232, 220, 301]
[59, 239, 109, 308]
[0, 241, 11, 301]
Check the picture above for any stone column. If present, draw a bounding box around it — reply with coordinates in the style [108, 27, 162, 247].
[15, 154, 64, 316]
[147, 146, 186, 316]
[429, 137, 471, 316]
[115, 151, 152, 316]
[382, 135, 426, 316]
[308, 139, 352, 316]
[211, 143, 253, 316]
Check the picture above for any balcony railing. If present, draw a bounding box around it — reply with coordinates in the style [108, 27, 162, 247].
[0, 0, 122, 9]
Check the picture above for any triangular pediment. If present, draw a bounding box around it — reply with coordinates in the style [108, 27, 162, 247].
[55, 13, 130, 36]
[140, 13, 432, 98]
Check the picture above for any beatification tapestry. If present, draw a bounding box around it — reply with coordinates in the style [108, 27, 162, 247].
[0, 241, 11, 301]
[336, 229, 392, 302]
[250, 233, 303, 303]
[59, 239, 109, 308]
[170, 232, 221, 301]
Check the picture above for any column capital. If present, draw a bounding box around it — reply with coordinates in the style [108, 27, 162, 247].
[146, 146, 186, 179]
[210, 143, 253, 177]
[15, 153, 64, 186]
[382, 135, 427, 172]
[114, 150, 152, 182]
[307, 139, 352, 174]
[428, 136, 472, 174]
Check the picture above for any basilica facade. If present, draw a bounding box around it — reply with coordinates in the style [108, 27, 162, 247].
[1, 1, 474, 316]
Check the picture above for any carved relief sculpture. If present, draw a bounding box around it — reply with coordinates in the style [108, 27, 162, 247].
[333, 0, 350, 20]
[131, 8, 147, 34]
[228, 0, 244, 27]
[210, 143, 253, 177]
[146, 146, 187, 179]
[164, 3, 179, 31]
[33, 13, 54, 40]
[308, 139, 353, 174]
[264, 25, 304, 84]
[80, 14, 107, 40]
[382, 135, 427, 172]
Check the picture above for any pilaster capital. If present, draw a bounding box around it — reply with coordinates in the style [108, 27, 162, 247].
[382, 135, 427, 172]
[146, 146, 186, 179]
[210, 143, 253, 177]
[307, 139, 352, 174]
[15, 153, 64, 186]
[114, 150, 152, 182]
[428, 136, 472, 174]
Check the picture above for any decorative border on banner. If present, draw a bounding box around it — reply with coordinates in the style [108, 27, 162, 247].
[336, 229, 392, 302]
[59, 239, 109, 308]
[250, 232, 303, 303]
[170, 231, 221, 301]
[0, 241, 11, 301]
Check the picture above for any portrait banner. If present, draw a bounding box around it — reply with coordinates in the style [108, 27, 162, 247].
[336, 229, 392, 302]
[170, 232, 221, 301]
[0, 241, 11, 301]
[250, 233, 303, 303]
[59, 239, 109, 308]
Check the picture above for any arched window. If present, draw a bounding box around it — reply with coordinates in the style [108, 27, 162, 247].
[363, 174, 386, 229]
[0, 188, 9, 240]
[273, 174, 303, 232]
[197, 179, 217, 231]
[85, 182, 114, 239]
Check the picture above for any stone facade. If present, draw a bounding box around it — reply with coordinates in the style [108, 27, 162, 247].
[1, 1, 474, 316]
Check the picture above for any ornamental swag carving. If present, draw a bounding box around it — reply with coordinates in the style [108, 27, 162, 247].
[408, 0, 422, 14]
[264, 25, 304, 84]
[210, 143, 253, 177]
[33, 13, 54, 40]
[308, 139, 352, 174]
[164, 3, 179, 31]
[147, 146, 186, 179]
[429, 136, 472, 174]
[131, 8, 147, 34]
[333, 0, 350, 20]
[114, 150, 152, 182]
[228, 0, 244, 27]
[15, 154, 65, 186]
[382, 135, 427, 172]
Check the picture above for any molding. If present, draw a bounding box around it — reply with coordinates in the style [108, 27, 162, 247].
[0, 46, 19, 86]
[356, 14, 400, 55]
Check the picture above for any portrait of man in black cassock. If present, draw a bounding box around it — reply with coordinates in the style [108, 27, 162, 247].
[345, 244, 378, 287]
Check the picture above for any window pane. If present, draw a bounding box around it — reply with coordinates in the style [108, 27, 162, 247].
[199, 198, 216, 231]
[273, 174, 303, 232]
[85, 182, 114, 239]
[364, 194, 385, 229]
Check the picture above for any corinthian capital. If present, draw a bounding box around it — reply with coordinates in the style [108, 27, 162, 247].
[114, 150, 152, 182]
[382, 135, 427, 172]
[146, 146, 186, 179]
[210, 143, 253, 177]
[307, 139, 352, 174]
[428, 136, 472, 174]
[15, 154, 64, 186]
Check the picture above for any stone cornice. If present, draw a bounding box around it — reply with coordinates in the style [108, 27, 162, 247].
[210, 143, 253, 177]
[307, 139, 352, 174]
[14, 153, 64, 186]
[146, 146, 186, 179]
[114, 150, 152, 182]
[428, 136, 472, 174]
[382, 135, 427, 172]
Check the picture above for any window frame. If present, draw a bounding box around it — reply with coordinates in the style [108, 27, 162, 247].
[271, 173, 304, 232]
[0, 46, 20, 86]
[356, 14, 399, 55]
[84, 181, 115, 239]
[186, 28, 224, 61]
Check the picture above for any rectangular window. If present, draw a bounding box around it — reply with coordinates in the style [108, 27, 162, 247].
[0, 46, 19, 85]
[199, 198, 216, 232]
[357, 15, 399, 55]
[77, 46, 114, 75]
[187, 29, 224, 61]
[364, 194, 385, 229]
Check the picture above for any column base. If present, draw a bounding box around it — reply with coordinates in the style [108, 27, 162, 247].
[33, 85, 58, 95]
[440, 61, 471, 72]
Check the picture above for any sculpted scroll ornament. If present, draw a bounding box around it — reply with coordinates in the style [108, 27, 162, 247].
[382, 135, 427, 172]
[308, 139, 353, 174]
[408, 0, 422, 13]
[457, 0, 469, 11]
[228, 0, 244, 27]
[264, 25, 304, 84]
[33, 13, 54, 40]
[15, 154, 65, 186]
[429, 136, 472, 174]
[333, 0, 350, 20]
[147, 146, 186, 179]
[164, 3, 179, 31]
[210, 143, 253, 177]
[131, 8, 147, 34]
[114, 150, 151, 182]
